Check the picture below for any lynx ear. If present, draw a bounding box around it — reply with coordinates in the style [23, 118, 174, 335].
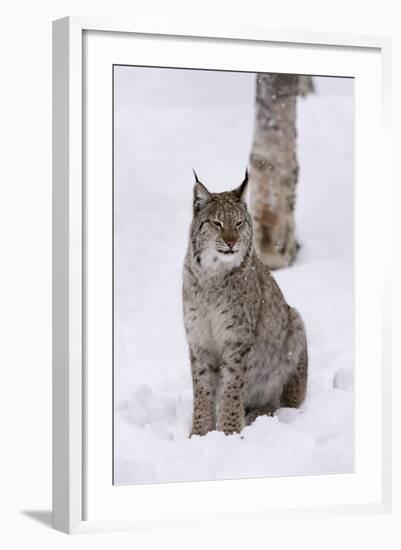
[193, 170, 212, 214]
[232, 169, 249, 202]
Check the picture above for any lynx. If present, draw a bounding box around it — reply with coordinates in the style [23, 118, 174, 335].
[183, 170, 308, 436]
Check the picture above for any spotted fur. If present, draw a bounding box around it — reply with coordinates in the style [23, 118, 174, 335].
[183, 171, 308, 436]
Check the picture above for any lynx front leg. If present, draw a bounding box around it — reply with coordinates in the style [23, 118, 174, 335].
[216, 345, 250, 435]
[190, 347, 219, 437]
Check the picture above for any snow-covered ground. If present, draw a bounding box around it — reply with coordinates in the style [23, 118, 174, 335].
[113, 67, 354, 484]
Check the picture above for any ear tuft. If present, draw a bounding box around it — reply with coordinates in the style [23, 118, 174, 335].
[193, 170, 212, 214]
[232, 169, 249, 202]
[192, 169, 201, 184]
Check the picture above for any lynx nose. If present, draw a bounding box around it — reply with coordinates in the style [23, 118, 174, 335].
[224, 238, 237, 249]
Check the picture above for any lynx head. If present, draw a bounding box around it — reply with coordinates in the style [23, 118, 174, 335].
[190, 170, 252, 269]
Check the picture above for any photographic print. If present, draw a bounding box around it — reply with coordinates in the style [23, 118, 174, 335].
[113, 66, 354, 485]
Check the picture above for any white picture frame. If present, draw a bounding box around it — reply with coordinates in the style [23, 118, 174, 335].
[52, 16, 392, 534]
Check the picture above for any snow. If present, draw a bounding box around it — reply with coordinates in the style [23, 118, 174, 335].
[113, 67, 354, 484]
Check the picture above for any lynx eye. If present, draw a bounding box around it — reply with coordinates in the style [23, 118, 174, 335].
[236, 220, 244, 228]
[210, 220, 223, 229]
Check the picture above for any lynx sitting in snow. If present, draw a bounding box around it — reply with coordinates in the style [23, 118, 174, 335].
[183, 170, 308, 436]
